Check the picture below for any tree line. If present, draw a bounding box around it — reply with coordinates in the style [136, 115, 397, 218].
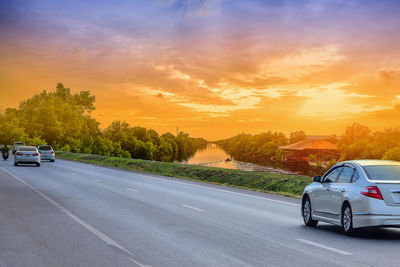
[217, 123, 400, 168]
[0, 83, 207, 161]
[338, 123, 400, 161]
[216, 131, 290, 164]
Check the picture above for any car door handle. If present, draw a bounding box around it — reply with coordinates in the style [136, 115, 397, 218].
[327, 188, 346, 192]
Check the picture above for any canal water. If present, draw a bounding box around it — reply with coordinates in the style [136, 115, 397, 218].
[180, 143, 297, 175]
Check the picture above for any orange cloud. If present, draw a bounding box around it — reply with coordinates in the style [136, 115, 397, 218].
[2, 0, 400, 139]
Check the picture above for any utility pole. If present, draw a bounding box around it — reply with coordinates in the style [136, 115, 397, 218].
[176, 127, 179, 136]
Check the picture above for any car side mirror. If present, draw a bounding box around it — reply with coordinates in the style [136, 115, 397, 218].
[313, 176, 321, 182]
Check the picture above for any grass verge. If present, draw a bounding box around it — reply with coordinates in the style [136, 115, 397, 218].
[56, 152, 311, 197]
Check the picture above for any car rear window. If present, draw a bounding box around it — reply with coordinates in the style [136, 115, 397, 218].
[19, 146, 37, 152]
[15, 142, 24, 145]
[363, 165, 400, 181]
[38, 145, 52, 150]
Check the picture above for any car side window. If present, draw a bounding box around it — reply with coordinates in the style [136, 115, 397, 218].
[323, 167, 343, 183]
[337, 166, 354, 183]
[351, 170, 359, 183]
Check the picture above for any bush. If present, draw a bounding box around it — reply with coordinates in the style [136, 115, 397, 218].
[383, 146, 400, 161]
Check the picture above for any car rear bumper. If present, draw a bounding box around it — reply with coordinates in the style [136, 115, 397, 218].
[354, 214, 400, 228]
[15, 157, 40, 164]
[15, 161, 40, 164]
[40, 154, 55, 160]
[352, 197, 400, 228]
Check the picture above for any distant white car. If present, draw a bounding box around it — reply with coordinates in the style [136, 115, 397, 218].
[37, 145, 55, 162]
[14, 146, 40, 167]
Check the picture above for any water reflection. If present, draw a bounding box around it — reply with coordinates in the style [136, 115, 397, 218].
[182, 143, 230, 164]
[180, 144, 298, 174]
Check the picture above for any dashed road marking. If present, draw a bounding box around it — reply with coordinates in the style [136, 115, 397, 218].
[125, 187, 138, 193]
[181, 204, 205, 212]
[296, 238, 353, 255]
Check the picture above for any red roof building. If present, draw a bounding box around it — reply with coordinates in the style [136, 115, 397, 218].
[280, 138, 339, 163]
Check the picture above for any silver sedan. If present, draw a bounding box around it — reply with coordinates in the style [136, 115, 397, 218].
[302, 160, 400, 234]
[14, 146, 41, 167]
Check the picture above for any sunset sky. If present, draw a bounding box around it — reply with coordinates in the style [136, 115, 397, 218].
[1, 0, 400, 140]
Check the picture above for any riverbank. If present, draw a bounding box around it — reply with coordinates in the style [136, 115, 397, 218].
[56, 152, 311, 197]
[179, 143, 299, 175]
[192, 159, 299, 175]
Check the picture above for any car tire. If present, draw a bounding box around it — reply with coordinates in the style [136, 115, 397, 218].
[14, 162, 18, 166]
[36, 163, 40, 167]
[50, 159, 55, 162]
[302, 196, 318, 226]
[342, 203, 355, 235]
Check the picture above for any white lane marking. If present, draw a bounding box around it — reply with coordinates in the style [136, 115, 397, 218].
[0, 167, 149, 267]
[59, 159, 300, 207]
[296, 239, 353, 256]
[181, 204, 205, 212]
[129, 258, 150, 267]
[125, 188, 138, 193]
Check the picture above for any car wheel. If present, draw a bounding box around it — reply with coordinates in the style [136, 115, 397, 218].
[36, 163, 40, 167]
[302, 196, 318, 226]
[342, 204, 355, 235]
[50, 159, 55, 162]
[14, 162, 18, 166]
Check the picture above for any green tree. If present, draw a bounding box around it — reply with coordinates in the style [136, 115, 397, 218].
[0, 109, 26, 144]
[289, 131, 306, 144]
[383, 146, 400, 161]
[337, 123, 371, 160]
[154, 139, 174, 161]
[217, 131, 288, 164]
[0, 83, 206, 162]
[257, 141, 279, 160]
[341, 123, 371, 143]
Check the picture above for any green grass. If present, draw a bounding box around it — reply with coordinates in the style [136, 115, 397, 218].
[56, 152, 311, 197]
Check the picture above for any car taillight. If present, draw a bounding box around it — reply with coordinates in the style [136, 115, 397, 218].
[361, 186, 383, 200]
[33, 153, 39, 156]
[51, 151, 54, 154]
[15, 152, 23, 156]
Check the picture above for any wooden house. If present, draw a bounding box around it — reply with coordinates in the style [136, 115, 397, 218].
[280, 137, 339, 163]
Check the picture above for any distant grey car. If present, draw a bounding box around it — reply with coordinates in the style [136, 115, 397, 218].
[37, 145, 55, 162]
[14, 146, 40, 167]
[302, 160, 400, 234]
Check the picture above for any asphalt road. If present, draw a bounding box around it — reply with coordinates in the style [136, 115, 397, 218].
[1, 159, 400, 267]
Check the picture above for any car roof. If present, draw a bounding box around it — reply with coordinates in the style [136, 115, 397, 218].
[344, 159, 400, 167]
